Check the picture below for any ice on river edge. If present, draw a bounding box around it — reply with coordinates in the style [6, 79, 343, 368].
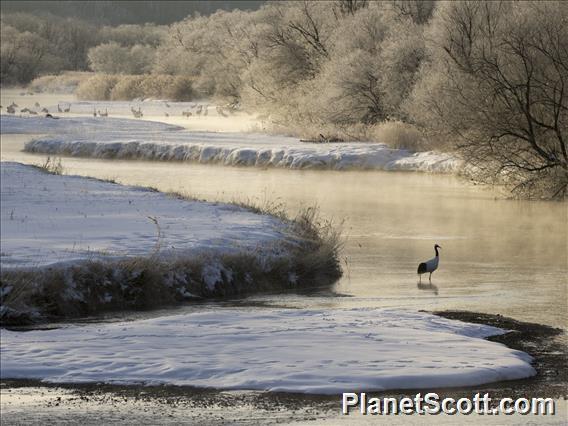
[0, 308, 535, 394]
[1, 115, 461, 172]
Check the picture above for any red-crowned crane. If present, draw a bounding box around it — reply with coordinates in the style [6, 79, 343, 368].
[417, 244, 441, 283]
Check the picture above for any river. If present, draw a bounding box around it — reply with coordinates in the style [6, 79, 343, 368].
[1, 133, 566, 330]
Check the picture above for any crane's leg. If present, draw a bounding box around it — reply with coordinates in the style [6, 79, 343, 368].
[429, 272, 432, 283]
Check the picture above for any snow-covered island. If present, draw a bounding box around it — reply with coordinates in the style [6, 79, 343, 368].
[0, 308, 536, 393]
[1, 115, 460, 172]
[0, 162, 341, 324]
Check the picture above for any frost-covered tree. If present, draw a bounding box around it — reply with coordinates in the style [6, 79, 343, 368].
[305, 5, 389, 125]
[313, 3, 426, 125]
[0, 25, 50, 84]
[155, 9, 255, 100]
[244, 1, 336, 101]
[409, 1, 568, 199]
[87, 42, 128, 73]
[88, 42, 155, 74]
[0, 13, 98, 82]
[242, 2, 427, 130]
[390, 0, 435, 24]
[98, 24, 166, 47]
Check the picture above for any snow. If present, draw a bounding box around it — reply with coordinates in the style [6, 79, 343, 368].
[0, 308, 535, 394]
[1, 115, 460, 172]
[201, 261, 233, 291]
[0, 115, 182, 134]
[0, 162, 288, 269]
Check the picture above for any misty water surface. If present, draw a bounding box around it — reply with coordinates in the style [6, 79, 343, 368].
[2, 131, 566, 329]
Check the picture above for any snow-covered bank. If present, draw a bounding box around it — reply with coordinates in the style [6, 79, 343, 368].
[0, 163, 341, 323]
[0, 162, 286, 268]
[1, 115, 460, 172]
[0, 308, 535, 394]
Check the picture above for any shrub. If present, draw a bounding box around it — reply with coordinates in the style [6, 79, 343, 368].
[76, 74, 119, 100]
[109, 75, 145, 100]
[371, 121, 428, 151]
[163, 76, 195, 101]
[76, 73, 195, 101]
[35, 156, 64, 175]
[28, 72, 94, 94]
[136, 74, 169, 98]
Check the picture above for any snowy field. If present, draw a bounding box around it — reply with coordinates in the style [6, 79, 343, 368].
[0, 114, 182, 135]
[1, 115, 460, 172]
[0, 162, 288, 269]
[0, 308, 535, 394]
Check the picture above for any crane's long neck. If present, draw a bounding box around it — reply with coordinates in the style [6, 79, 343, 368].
[434, 246, 439, 257]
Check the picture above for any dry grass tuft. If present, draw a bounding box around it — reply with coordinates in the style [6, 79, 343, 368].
[34, 156, 64, 175]
[371, 121, 428, 151]
[28, 72, 94, 94]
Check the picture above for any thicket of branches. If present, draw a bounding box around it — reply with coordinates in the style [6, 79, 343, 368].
[408, 1, 567, 199]
[0, 13, 165, 84]
[1, 1, 566, 199]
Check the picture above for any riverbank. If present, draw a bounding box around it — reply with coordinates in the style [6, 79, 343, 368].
[0, 162, 341, 325]
[1, 312, 565, 424]
[433, 311, 567, 399]
[1, 114, 459, 172]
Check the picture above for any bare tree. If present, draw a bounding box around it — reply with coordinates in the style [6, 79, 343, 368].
[411, 1, 567, 199]
[390, 0, 435, 24]
[334, 0, 368, 17]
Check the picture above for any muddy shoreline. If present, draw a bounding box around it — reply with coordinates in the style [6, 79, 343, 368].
[1, 311, 566, 424]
